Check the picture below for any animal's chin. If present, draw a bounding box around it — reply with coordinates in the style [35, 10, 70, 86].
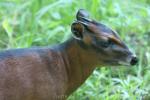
[118, 61, 130, 66]
[101, 60, 119, 66]
[102, 60, 131, 66]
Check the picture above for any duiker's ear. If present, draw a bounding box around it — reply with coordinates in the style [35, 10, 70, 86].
[76, 9, 90, 21]
[71, 22, 84, 40]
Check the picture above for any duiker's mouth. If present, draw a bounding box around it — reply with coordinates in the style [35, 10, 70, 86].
[118, 61, 130, 66]
[118, 56, 138, 66]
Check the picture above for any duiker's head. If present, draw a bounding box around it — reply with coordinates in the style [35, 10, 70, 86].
[71, 9, 138, 66]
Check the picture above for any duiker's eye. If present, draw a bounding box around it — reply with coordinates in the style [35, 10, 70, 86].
[96, 39, 113, 48]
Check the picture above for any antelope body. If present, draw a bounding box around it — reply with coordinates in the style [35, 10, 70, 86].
[0, 9, 138, 100]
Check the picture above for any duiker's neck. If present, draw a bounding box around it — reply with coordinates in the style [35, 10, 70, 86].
[58, 37, 98, 95]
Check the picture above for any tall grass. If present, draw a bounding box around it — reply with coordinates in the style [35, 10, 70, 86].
[0, 0, 150, 99]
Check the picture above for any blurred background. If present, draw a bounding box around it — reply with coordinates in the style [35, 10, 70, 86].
[0, 0, 150, 99]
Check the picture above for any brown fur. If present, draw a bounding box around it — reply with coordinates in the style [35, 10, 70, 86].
[0, 38, 99, 100]
[0, 9, 137, 100]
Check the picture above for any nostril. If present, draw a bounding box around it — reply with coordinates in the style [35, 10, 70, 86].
[130, 56, 138, 65]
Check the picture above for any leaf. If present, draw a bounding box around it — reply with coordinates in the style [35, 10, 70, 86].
[2, 19, 13, 38]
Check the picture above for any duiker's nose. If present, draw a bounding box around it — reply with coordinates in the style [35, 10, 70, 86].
[130, 56, 138, 65]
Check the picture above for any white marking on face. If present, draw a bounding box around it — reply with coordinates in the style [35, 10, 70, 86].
[118, 61, 130, 66]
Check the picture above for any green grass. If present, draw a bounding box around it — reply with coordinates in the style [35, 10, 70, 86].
[0, 0, 150, 99]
